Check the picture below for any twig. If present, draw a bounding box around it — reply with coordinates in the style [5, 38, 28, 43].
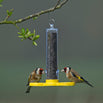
[54, 0, 61, 9]
[0, 0, 68, 25]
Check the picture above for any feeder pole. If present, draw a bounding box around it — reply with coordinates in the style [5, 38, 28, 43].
[46, 24, 58, 79]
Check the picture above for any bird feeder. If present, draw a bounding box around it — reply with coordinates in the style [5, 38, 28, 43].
[30, 24, 75, 86]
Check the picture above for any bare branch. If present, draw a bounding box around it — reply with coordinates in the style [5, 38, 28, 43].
[0, 0, 68, 25]
[54, 0, 61, 9]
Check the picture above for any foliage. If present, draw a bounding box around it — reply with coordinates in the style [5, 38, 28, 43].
[18, 28, 40, 46]
[6, 9, 14, 17]
[0, 0, 68, 46]
[0, 0, 3, 7]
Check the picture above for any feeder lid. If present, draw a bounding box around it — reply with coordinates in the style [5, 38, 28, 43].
[47, 23, 58, 32]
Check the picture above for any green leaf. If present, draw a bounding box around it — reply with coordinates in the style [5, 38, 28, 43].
[0, 4, 2, 7]
[27, 31, 31, 35]
[6, 9, 13, 16]
[0, 0, 3, 6]
[25, 33, 34, 38]
[0, 0, 3, 3]
[18, 36, 24, 38]
[28, 33, 34, 37]
[33, 41, 37, 46]
[26, 28, 29, 34]
[21, 39, 24, 41]
[21, 28, 25, 35]
[35, 35, 40, 39]
[33, 35, 40, 41]
[33, 29, 35, 35]
[6, 10, 9, 14]
[9, 12, 13, 16]
[17, 32, 22, 35]
[33, 17, 38, 20]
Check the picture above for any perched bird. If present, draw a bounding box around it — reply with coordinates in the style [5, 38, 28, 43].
[61, 66, 93, 87]
[26, 68, 44, 93]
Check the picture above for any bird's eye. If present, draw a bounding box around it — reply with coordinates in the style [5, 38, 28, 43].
[39, 70, 44, 74]
[40, 70, 42, 72]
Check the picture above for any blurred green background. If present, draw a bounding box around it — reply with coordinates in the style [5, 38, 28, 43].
[0, 0, 103, 103]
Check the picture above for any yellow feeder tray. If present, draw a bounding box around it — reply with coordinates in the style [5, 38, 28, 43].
[30, 79, 75, 86]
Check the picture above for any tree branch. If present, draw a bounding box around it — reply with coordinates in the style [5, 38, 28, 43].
[0, 0, 68, 24]
[54, 0, 61, 9]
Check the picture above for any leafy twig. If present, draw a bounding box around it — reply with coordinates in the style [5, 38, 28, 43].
[0, 0, 68, 46]
[0, 0, 68, 24]
[4, 9, 14, 21]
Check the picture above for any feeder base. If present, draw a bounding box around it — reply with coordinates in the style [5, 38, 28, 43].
[29, 79, 75, 86]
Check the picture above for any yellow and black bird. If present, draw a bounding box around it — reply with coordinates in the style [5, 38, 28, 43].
[26, 68, 44, 93]
[61, 66, 93, 87]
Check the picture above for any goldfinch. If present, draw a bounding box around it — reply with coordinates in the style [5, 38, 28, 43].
[61, 66, 93, 87]
[25, 68, 44, 93]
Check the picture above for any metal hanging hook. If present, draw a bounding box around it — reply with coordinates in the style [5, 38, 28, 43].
[49, 18, 55, 27]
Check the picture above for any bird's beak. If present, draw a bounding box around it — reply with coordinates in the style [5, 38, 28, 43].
[61, 69, 64, 72]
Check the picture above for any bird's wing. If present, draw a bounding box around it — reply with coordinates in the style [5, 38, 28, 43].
[28, 74, 32, 81]
[71, 71, 84, 82]
[71, 69, 80, 75]
[26, 74, 32, 86]
[70, 71, 78, 78]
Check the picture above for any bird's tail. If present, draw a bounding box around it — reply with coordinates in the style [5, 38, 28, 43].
[26, 82, 29, 86]
[81, 77, 93, 87]
[25, 86, 31, 93]
[84, 80, 93, 87]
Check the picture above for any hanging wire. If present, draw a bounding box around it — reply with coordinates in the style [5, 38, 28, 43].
[48, 0, 57, 25]
[49, 18, 55, 27]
